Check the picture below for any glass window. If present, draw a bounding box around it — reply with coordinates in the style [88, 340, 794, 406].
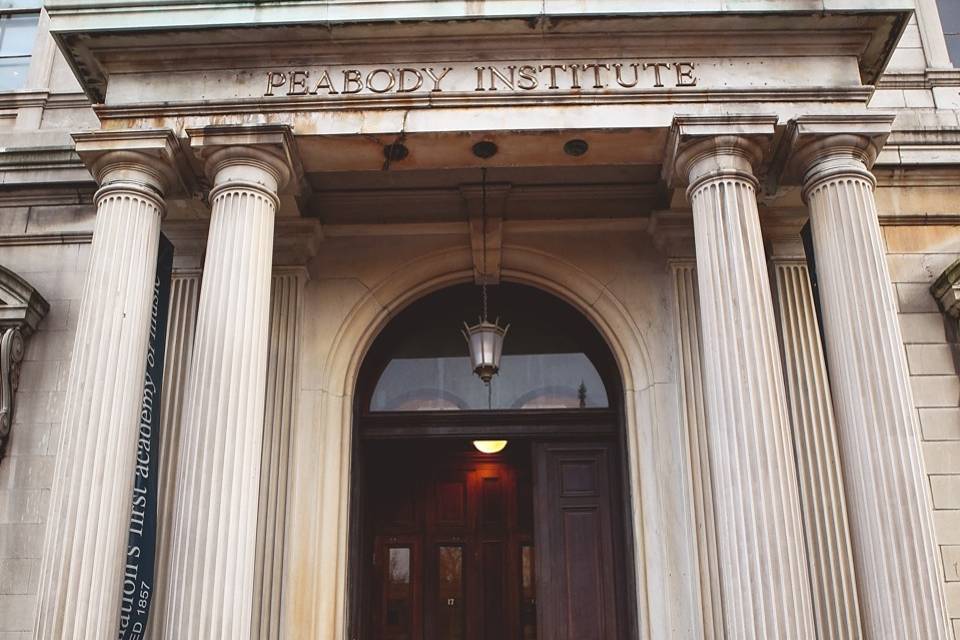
[0, 3, 40, 91]
[939, 0, 960, 66]
[364, 283, 614, 412]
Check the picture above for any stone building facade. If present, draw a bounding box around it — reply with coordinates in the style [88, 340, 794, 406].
[0, 1, 959, 639]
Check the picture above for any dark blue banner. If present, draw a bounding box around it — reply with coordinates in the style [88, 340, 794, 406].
[119, 233, 173, 639]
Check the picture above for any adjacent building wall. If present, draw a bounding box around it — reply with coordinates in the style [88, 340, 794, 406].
[883, 216, 960, 639]
[0, 205, 93, 638]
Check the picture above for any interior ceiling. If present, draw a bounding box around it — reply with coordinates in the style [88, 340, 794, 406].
[304, 163, 664, 224]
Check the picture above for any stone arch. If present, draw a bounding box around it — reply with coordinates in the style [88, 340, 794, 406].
[282, 243, 674, 640]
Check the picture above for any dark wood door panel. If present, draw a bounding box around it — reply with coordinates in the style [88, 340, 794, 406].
[366, 448, 533, 640]
[534, 442, 621, 640]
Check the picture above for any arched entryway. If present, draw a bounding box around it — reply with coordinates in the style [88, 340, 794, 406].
[349, 282, 638, 639]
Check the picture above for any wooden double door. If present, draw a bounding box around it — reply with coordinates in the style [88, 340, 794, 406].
[363, 440, 627, 640]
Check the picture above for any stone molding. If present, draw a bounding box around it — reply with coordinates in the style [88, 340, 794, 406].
[0, 266, 50, 463]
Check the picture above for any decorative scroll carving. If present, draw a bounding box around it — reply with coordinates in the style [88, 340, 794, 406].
[0, 328, 25, 459]
[931, 258, 960, 320]
[0, 265, 49, 463]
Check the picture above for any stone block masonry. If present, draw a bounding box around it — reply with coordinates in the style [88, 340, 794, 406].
[884, 223, 960, 637]
[0, 230, 92, 637]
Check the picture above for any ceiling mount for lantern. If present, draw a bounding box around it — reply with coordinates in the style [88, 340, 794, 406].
[472, 140, 498, 159]
[462, 167, 509, 394]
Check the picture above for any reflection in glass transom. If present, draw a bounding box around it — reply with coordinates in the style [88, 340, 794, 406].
[365, 283, 612, 412]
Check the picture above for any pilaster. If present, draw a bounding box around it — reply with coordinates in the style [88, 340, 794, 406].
[252, 268, 305, 640]
[769, 256, 863, 640]
[666, 115, 816, 640]
[147, 270, 201, 640]
[783, 114, 952, 640]
[34, 129, 185, 639]
[161, 125, 297, 640]
[670, 261, 723, 640]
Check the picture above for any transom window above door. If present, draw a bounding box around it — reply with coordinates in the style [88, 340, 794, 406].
[362, 283, 616, 412]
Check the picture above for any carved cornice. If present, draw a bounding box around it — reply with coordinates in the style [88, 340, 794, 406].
[0, 266, 50, 463]
[45, 7, 910, 101]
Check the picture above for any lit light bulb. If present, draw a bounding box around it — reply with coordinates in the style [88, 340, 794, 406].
[472, 440, 508, 454]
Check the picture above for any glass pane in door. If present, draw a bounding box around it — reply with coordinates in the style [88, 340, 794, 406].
[436, 545, 464, 640]
[385, 547, 412, 639]
[521, 545, 537, 639]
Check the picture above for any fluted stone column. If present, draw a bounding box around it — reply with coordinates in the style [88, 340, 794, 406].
[771, 259, 863, 640]
[35, 132, 180, 639]
[678, 135, 815, 639]
[162, 136, 292, 639]
[798, 135, 951, 640]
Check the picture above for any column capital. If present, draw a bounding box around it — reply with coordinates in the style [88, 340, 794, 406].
[662, 114, 778, 189]
[770, 113, 895, 196]
[186, 124, 302, 200]
[72, 128, 192, 201]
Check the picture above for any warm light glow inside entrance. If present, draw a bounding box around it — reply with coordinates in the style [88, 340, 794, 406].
[472, 440, 508, 454]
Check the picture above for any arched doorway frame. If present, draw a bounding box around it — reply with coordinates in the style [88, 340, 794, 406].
[282, 243, 670, 640]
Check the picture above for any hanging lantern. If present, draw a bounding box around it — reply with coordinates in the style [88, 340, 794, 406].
[462, 166, 509, 388]
[462, 319, 509, 384]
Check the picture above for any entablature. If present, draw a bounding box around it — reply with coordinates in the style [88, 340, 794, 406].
[47, 5, 910, 104]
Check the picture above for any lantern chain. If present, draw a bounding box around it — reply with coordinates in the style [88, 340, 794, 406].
[481, 167, 488, 322]
[482, 167, 492, 409]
